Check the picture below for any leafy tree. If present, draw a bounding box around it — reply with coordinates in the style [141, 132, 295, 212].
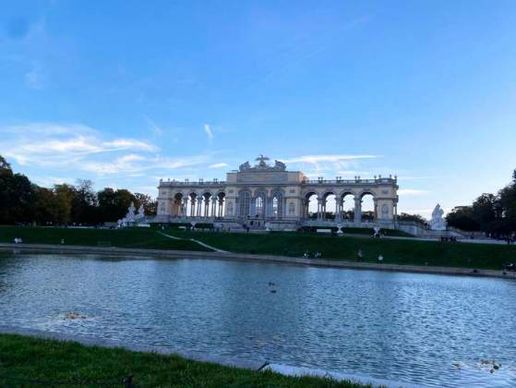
[471, 194, 499, 231]
[71, 179, 98, 224]
[53, 184, 76, 225]
[98, 188, 136, 222]
[33, 186, 57, 225]
[0, 156, 35, 224]
[134, 193, 157, 216]
[446, 206, 480, 231]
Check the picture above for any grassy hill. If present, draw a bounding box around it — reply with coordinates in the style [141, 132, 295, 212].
[1, 226, 515, 270]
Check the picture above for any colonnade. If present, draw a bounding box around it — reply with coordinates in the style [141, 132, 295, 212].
[170, 193, 225, 218]
[304, 193, 397, 223]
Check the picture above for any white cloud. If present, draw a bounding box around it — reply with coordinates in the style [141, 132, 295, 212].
[203, 123, 214, 140]
[209, 162, 229, 169]
[282, 154, 378, 164]
[0, 122, 157, 167]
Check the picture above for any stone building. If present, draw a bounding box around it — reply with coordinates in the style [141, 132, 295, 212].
[155, 155, 399, 231]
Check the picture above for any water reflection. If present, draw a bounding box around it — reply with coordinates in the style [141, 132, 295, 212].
[0, 253, 515, 387]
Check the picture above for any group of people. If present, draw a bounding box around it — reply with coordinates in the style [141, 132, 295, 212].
[440, 236, 458, 242]
[303, 251, 322, 258]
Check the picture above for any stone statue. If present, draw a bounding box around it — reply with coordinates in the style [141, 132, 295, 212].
[136, 205, 145, 220]
[274, 160, 286, 171]
[239, 161, 251, 171]
[125, 202, 136, 223]
[430, 204, 447, 231]
[255, 154, 270, 168]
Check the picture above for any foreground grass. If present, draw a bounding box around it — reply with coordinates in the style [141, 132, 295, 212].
[0, 334, 365, 387]
[1, 226, 515, 270]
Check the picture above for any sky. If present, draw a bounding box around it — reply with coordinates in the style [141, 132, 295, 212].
[1, 0, 516, 218]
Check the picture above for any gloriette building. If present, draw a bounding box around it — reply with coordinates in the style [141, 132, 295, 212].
[155, 155, 399, 231]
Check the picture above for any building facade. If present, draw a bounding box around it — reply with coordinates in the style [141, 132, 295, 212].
[155, 155, 399, 230]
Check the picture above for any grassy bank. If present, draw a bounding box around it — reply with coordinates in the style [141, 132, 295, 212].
[0, 226, 208, 252]
[0, 334, 364, 387]
[1, 226, 515, 270]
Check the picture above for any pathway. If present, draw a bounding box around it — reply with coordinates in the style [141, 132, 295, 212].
[157, 231, 229, 253]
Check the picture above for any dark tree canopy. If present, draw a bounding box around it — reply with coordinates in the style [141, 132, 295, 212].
[0, 155, 157, 225]
[446, 169, 516, 236]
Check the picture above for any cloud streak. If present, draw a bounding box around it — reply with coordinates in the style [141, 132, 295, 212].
[282, 154, 378, 164]
[0, 122, 209, 177]
[203, 123, 214, 140]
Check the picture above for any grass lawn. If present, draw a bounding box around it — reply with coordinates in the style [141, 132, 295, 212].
[1, 226, 515, 270]
[0, 226, 209, 252]
[0, 334, 366, 387]
[172, 229, 516, 270]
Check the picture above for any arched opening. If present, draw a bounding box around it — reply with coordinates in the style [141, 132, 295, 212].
[216, 192, 226, 218]
[305, 193, 319, 219]
[238, 191, 251, 219]
[323, 192, 336, 220]
[202, 192, 212, 217]
[172, 193, 183, 217]
[341, 193, 355, 221]
[361, 193, 375, 222]
[271, 191, 284, 219]
[253, 191, 266, 219]
[187, 193, 197, 217]
[255, 196, 264, 217]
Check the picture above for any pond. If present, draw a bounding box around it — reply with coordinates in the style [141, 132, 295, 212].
[0, 252, 515, 387]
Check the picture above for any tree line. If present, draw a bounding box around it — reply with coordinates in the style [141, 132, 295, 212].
[446, 169, 516, 237]
[0, 155, 156, 226]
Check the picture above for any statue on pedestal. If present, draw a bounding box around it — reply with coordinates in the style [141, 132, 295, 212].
[430, 204, 447, 231]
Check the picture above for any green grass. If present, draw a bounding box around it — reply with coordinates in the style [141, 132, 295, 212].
[340, 227, 414, 237]
[1, 226, 515, 270]
[0, 334, 366, 387]
[171, 229, 516, 270]
[0, 226, 209, 252]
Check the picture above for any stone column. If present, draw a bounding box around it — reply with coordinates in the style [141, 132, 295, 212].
[189, 199, 194, 217]
[181, 198, 188, 217]
[354, 197, 362, 224]
[211, 198, 217, 218]
[317, 198, 323, 220]
[218, 199, 224, 217]
[335, 197, 342, 221]
[197, 198, 202, 217]
[373, 199, 378, 221]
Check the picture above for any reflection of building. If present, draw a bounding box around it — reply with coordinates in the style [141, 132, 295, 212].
[155, 155, 399, 230]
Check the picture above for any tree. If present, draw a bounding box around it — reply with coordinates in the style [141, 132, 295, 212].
[53, 184, 76, 225]
[33, 186, 57, 225]
[71, 179, 98, 224]
[134, 193, 157, 216]
[0, 155, 35, 224]
[97, 188, 136, 222]
[471, 194, 499, 231]
[0, 155, 12, 173]
[446, 206, 480, 231]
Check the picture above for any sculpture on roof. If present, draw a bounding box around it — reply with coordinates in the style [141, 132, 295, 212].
[238, 155, 287, 172]
[274, 160, 286, 171]
[255, 154, 270, 168]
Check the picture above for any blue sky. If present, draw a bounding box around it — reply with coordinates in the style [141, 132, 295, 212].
[1, 0, 516, 218]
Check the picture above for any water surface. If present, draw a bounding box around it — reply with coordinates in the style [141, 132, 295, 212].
[0, 252, 515, 387]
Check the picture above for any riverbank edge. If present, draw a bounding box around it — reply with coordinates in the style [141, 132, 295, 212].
[1, 243, 515, 279]
[0, 326, 415, 388]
